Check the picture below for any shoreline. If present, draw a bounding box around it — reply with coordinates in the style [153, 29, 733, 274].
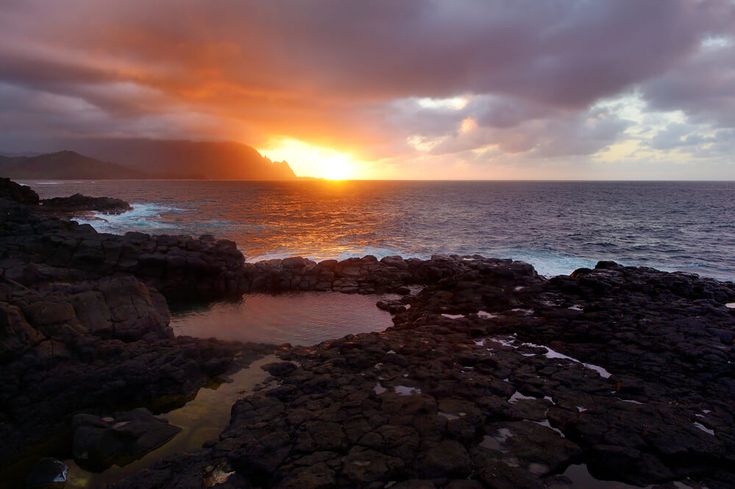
[25, 179, 735, 283]
[2, 179, 735, 488]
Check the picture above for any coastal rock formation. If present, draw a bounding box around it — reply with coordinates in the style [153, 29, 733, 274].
[24, 458, 68, 488]
[0, 177, 39, 205]
[1, 179, 734, 488]
[241, 253, 537, 295]
[40, 193, 132, 214]
[72, 408, 181, 470]
[0, 181, 272, 483]
[0, 198, 245, 301]
[113, 261, 735, 489]
[0, 270, 270, 476]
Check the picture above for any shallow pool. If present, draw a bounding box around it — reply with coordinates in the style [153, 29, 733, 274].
[65, 354, 277, 488]
[171, 292, 397, 345]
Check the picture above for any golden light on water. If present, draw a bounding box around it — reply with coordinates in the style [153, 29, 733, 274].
[260, 138, 361, 180]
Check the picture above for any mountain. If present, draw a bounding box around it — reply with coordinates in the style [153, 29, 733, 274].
[0, 151, 144, 179]
[61, 138, 297, 180]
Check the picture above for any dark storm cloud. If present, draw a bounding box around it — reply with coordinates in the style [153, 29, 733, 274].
[642, 42, 735, 128]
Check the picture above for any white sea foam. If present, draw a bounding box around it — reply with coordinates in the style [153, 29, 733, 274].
[439, 412, 459, 421]
[73, 203, 186, 234]
[510, 308, 535, 315]
[693, 422, 715, 436]
[479, 334, 612, 379]
[521, 341, 613, 378]
[533, 419, 565, 438]
[508, 391, 535, 404]
[394, 385, 421, 396]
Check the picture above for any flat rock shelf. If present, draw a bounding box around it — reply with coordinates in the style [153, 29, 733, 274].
[2, 179, 734, 489]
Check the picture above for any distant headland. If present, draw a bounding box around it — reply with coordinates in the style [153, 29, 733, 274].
[0, 139, 297, 180]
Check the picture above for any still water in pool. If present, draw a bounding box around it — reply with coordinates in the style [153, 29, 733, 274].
[171, 292, 397, 345]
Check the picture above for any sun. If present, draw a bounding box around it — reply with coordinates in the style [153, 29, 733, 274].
[260, 138, 359, 180]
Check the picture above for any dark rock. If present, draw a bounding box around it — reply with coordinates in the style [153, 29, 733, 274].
[262, 361, 298, 377]
[24, 458, 67, 488]
[40, 193, 131, 214]
[72, 408, 181, 470]
[0, 178, 39, 205]
[1, 179, 735, 489]
[420, 440, 472, 478]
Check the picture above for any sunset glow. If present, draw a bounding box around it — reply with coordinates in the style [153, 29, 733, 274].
[0, 1, 733, 179]
[261, 138, 361, 180]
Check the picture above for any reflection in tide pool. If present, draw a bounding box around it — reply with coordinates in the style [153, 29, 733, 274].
[171, 292, 396, 345]
[65, 354, 276, 488]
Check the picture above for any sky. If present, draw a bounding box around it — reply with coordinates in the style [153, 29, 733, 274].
[0, 0, 734, 180]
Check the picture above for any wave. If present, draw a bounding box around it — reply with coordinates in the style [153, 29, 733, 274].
[73, 203, 186, 234]
[489, 249, 598, 277]
[18, 180, 92, 185]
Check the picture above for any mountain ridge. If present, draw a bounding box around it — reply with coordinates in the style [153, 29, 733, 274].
[0, 151, 145, 179]
[57, 138, 297, 180]
[0, 139, 297, 180]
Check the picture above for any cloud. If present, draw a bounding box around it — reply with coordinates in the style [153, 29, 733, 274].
[642, 38, 735, 128]
[0, 0, 733, 177]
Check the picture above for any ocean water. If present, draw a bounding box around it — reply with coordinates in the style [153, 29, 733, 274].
[26, 180, 735, 281]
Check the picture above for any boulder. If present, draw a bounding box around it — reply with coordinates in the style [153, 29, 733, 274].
[40, 193, 131, 214]
[0, 177, 39, 205]
[72, 408, 181, 470]
[24, 457, 68, 488]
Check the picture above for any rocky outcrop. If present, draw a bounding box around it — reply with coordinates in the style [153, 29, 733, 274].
[72, 408, 181, 470]
[0, 200, 246, 301]
[24, 458, 68, 488]
[0, 183, 273, 483]
[0, 177, 39, 205]
[40, 193, 132, 214]
[113, 261, 735, 489]
[241, 254, 537, 295]
[2, 179, 735, 488]
[0, 271, 271, 476]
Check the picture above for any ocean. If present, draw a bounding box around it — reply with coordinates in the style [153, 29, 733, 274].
[25, 180, 735, 282]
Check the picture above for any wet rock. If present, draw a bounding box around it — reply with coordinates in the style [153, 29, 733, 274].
[72, 408, 181, 470]
[342, 447, 404, 484]
[40, 193, 131, 214]
[392, 480, 437, 489]
[262, 361, 298, 377]
[2, 179, 735, 489]
[276, 463, 336, 489]
[0, 178, 39, 205]
[24, 458, 68, 489]
[420, 440, 472, 478]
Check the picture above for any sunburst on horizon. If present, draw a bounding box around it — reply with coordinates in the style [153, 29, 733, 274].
[260, 138, 361, 180]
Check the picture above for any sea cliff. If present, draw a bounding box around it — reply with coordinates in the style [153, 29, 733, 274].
[1, 179, 734, 489]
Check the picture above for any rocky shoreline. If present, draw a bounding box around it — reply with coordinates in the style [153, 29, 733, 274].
[2, 179, 735, 488]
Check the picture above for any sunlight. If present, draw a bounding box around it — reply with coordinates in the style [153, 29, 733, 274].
[260, 138, 359, 180]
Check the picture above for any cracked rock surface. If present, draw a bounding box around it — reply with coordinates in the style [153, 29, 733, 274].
[113, 260, 735, 489]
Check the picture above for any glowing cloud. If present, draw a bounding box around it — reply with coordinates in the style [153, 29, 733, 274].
[416, 97, 469, 111]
